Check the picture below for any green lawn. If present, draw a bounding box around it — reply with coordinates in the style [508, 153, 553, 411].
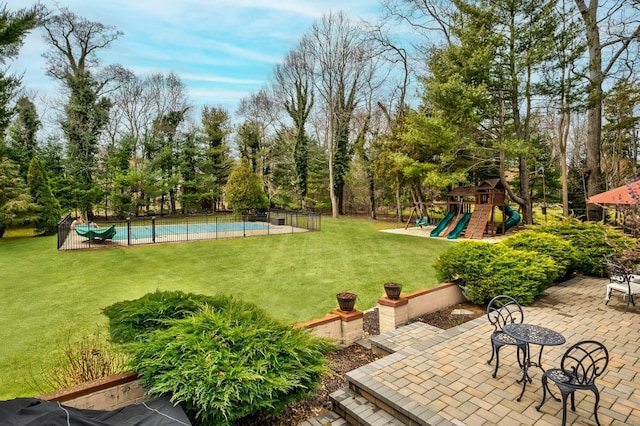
[0, 217, 454, 399]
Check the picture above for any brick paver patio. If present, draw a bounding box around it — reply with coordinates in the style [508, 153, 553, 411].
[344, 276, 640, 425]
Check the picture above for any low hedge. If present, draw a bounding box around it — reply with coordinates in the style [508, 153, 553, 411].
[103, 291, 335, 425]
[532, 219, 633, 276]
[435, 241, 557, 305]
[501, 230, 577, 279]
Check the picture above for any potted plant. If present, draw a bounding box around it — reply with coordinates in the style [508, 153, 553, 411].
[336, 292, 357, 312]
[383, 282, 402, 300]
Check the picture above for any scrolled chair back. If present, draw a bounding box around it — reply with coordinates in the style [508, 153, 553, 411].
[561, 340, 609, 386]
[487, 295, 524, 332]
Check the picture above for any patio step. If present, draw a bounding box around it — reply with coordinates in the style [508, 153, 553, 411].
[368, 322, 443, 355]
[298, 409, 350, 426]
[330, 387, 407, 426]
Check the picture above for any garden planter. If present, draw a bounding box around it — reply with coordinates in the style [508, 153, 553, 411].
[336, 292, 357, 312]
[383, 282, 402, 300]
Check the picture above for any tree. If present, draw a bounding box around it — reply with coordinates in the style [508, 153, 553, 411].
[303, 11, 375, 217]
[274, 43, 315, 210]
[0, 157, 37, 237]
[0, 4, 39, 136]
[61, 71, 112, 214]
[42, 8, 123, 217]
[27, 157, 60, 235]
[7, 96, 40, 177]
[199, 106, 233, 211]
[225, 158, 269, 215]
[574, 0, 640, 220]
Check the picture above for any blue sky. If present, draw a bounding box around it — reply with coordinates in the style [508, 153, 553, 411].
[5, 1, 384, 117]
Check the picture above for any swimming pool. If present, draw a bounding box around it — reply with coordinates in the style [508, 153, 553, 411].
[111, 221, 269, 241]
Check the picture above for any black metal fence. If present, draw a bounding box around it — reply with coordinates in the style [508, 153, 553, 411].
[58, 210, 321, 250]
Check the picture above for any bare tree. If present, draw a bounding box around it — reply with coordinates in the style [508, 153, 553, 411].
[303, 11, 376, 218]
[273, 42, 315, 210]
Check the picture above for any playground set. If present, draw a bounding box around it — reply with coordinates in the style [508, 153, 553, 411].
[406, 178, 521, 240]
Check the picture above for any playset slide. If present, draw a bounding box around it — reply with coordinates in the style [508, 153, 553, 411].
[496, 205, 521, 234]
[429, 211, 455, 237]
[447, 213, 472, 240]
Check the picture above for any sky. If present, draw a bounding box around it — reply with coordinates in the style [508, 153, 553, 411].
[4, 1, 386, 120]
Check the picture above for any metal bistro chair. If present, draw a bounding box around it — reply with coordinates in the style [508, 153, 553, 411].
[536, 340, 609, 426]
[604, 260, 640, 313]
[486, 295, 526, 378]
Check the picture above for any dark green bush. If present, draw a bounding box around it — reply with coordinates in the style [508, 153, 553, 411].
[480, 249, 558, 305]
[501, 230, 577, 279]
[102, 290, 264, 343]
[434, 241, 507, 283]
[125, 304, 334, 425]
[434, 241, 557, 305]
[532, 219, 633, 276]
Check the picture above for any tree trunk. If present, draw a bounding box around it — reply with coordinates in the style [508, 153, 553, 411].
[576, 0, 604, 221]
[368, 171, 376, 220]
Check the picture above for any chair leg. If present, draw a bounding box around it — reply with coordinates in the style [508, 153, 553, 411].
[570, 391, 576, 411]
[606, 287, 611, 305]
[561, 391, 569, 426]
[592, 388, 601, 426]
[492, 346, 501, 378]
[487, 341, 496, 365]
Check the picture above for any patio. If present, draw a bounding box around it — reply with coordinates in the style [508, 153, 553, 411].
[312, 276, 640, 425]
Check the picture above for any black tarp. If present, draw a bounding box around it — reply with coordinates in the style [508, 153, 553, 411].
[0, 397, 191, 426]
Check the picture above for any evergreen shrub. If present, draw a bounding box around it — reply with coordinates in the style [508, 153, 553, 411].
[434, 241, 557, 305]
[532, 219, 633, 276]
[501, 230, 577, 279]
[102, 290, 257, 343]
[104, 291, 335, 425]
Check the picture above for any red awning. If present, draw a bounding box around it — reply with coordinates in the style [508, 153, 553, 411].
[587, 181, 640, 205]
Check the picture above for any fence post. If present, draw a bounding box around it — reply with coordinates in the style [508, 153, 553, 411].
[127, 218, 131, 246]
[152, 217, 156, 243]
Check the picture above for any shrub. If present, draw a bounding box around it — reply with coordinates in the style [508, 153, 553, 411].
[124, 303, 335, 425]
[501, 230, 577, 279]
[480, 249, 558, 305]
[102, 290, 250, 343]
[532, 219, 633, 276]
[32, 328, 128, 392]
[225, 157, 270, 215]
[434, 241, 557, 305]
[434, 240, 506, 283]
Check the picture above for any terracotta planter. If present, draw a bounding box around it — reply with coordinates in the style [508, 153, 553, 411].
[336, 292, 357, 312]
[384, 282, 402, 300]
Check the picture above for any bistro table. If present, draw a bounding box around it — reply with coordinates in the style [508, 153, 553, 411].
[502, 323, 566, 402]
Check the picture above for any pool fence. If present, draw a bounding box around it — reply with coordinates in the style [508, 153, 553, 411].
[58, 210, 321, 250]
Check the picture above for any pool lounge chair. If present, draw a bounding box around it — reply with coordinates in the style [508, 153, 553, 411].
[74, 224, 117, 240]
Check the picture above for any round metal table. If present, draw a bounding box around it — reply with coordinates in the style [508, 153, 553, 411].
[502, 323, 566, 401]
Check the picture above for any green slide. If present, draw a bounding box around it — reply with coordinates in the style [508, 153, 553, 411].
[447, 213, 472, 239]
[430, 211, 455, 237]
[497, 205, 521, 234]
[74, 224, 117, 240]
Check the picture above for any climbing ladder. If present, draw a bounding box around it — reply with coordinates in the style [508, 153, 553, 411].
[463, 204, 492, 239]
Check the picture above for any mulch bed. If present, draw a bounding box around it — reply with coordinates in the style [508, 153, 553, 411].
[240, 302, 485, 426]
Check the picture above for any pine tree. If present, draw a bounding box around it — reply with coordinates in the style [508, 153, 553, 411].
[225, 158, 269, 215]
[0, 157, 37, 237]
[27, 157, 61, 235]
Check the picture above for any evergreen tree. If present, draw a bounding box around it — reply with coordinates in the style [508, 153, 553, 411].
[225, 158, 269, 215]
[8, 96, 41, 177]
[27, 157, 60, 235]
[0, 157, 37, 237]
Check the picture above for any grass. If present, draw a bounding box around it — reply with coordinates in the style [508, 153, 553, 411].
[0, 217, 454, 399]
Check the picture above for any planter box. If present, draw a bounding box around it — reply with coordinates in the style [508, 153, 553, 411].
[271, 217, 285, 225]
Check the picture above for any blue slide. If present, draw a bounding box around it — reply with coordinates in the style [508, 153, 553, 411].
[447, 213, 472, 239]
[498, 205, 521, 234]
[430, 211, 455, 237]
